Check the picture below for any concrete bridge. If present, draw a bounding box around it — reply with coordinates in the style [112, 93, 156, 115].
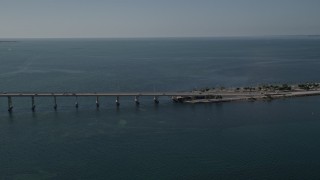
[0, 91, 268, 112]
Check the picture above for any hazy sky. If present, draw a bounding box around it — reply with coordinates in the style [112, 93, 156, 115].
[0, 0, 319, 38]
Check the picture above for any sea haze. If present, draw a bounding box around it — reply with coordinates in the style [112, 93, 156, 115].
[0, 37, 320, 179]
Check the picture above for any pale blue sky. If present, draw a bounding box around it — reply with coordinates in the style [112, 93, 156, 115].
[0, 0, 319, 38]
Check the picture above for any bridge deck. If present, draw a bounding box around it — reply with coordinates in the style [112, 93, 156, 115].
[0, 92, 269, 97]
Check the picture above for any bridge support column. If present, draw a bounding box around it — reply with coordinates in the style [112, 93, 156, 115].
[53, 96, 57, 110]
[8, 96, 13, 112]
[154, 96, 159, 104]
[116, 96, 120, 107]
[135, 96, 140, 105]
[31, 96, 35, 112]
[75, 96, 79, 108]
[96, 96, 100, 108]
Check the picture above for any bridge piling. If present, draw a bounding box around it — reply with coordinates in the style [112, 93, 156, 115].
[53, 96, 57, 110]
[8, 96, 13, 112]
[31, 96, 35, 111]
[116, 96, 120, 107]
[96, 96, 100, 108]
[135, 96, 140, 105]
[75, 96, 79, 108]
[154, 96, 159, 104]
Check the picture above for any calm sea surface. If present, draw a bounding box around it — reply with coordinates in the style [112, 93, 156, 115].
[0, 37, 320, 179]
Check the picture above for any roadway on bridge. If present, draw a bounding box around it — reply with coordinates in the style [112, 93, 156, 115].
[0, 91, 271, 97]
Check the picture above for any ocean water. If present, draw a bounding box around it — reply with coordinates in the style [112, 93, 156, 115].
[0, 37, 320, 179]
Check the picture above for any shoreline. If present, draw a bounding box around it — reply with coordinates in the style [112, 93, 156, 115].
[172, 83, 320, 103]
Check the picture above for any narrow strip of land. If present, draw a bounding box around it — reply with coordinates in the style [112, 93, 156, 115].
[174, 83, 320, 103]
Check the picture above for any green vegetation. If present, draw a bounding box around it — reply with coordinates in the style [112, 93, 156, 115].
[279, 84, 292, 91]
[243, 87, 256, 91]
[260, 84, 292, 91]
[298, 83, 320, 90]
[193, 82, 320, 93]
[197, 87, 213, 92]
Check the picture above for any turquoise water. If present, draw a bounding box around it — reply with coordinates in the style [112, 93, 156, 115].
[1, 37, 320, 179]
